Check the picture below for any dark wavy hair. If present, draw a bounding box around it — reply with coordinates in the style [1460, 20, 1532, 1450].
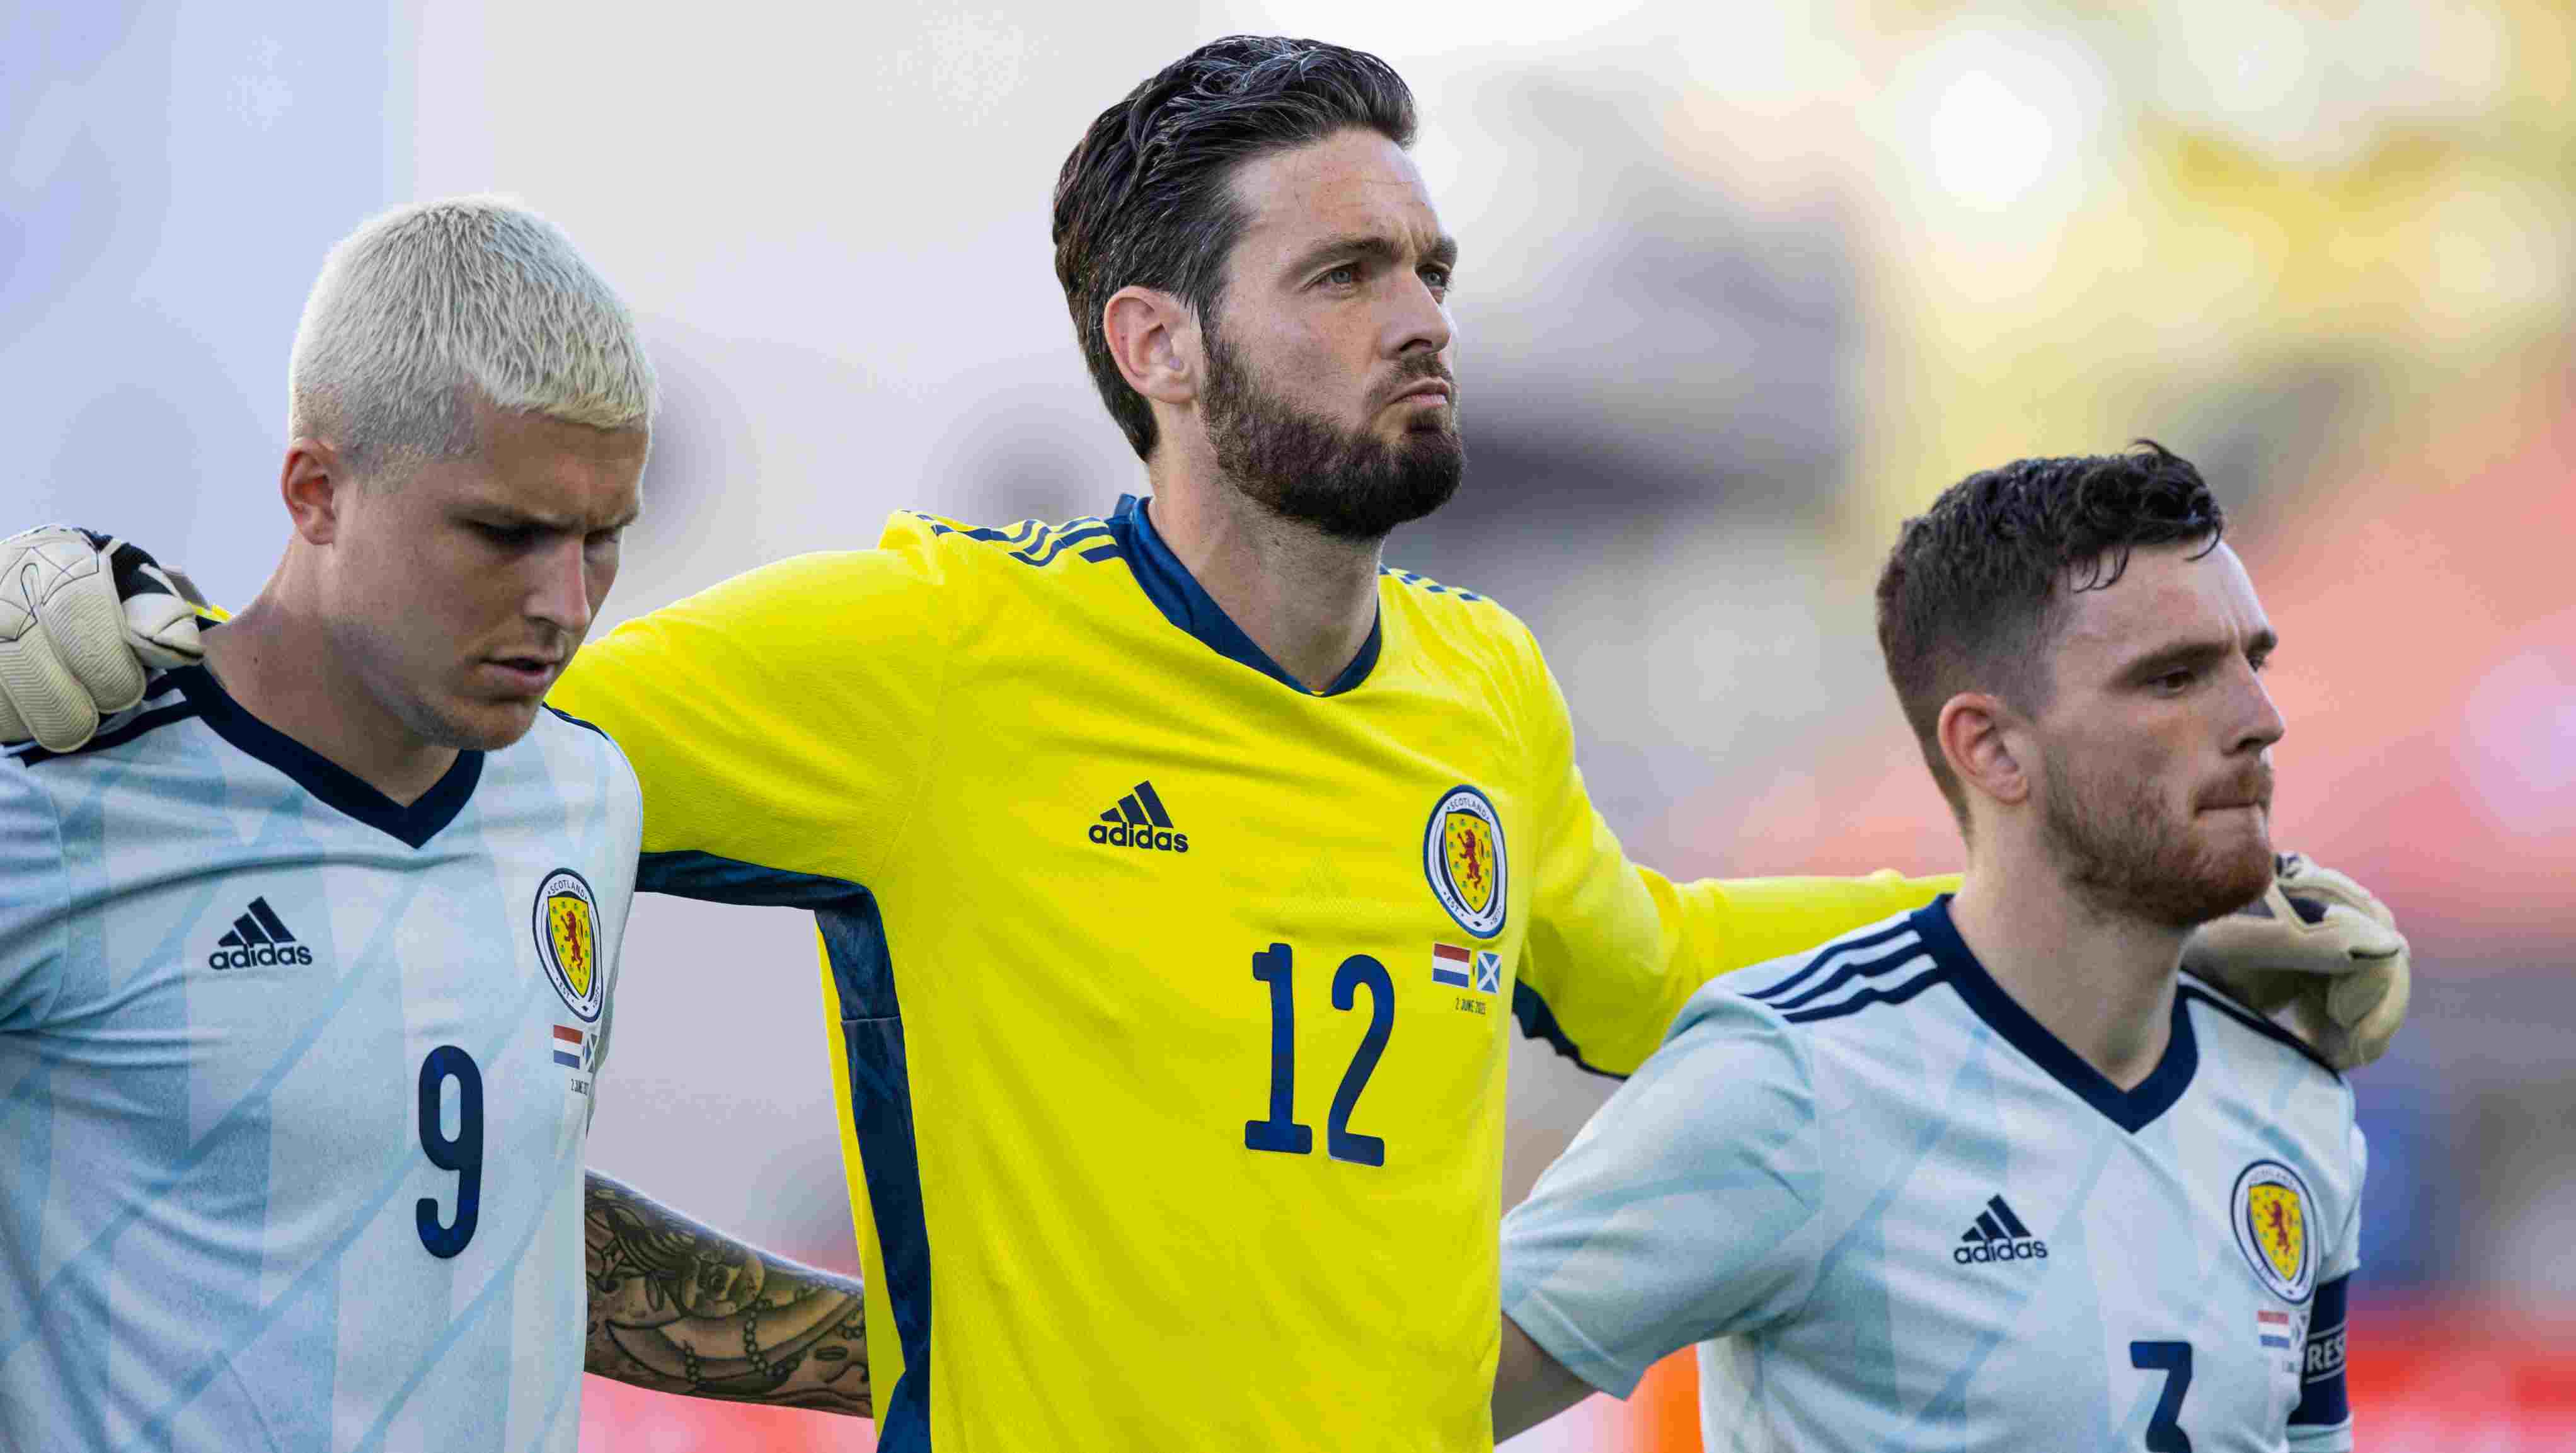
[1874, 440, 2227, 822]
[1052, 37, 1417, 461]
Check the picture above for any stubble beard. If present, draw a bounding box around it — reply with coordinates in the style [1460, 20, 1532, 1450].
[2037, 752, 2275, 930]
[1200, 325, 1464, 543]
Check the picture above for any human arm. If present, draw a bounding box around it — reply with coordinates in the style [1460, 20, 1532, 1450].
[1507, 626, 1953, 1076]
[1495, 991, 1821, 1436]
[583, 1170, 870, 1415]
[1493, 1312, 1596, 1442]
[1508, 629, 2407, 1072]
[546, 524, 957, 892]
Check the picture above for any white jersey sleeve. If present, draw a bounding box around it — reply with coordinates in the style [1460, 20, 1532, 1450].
[2287, 1117, 2363, 1451]
[1499, 987, 1824, 1397]
[0, 761, 67, 1030]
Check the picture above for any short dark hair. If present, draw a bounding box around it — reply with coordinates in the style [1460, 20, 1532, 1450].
[1052, 36, 1417, 461]
[1874, 440, 2227, 822]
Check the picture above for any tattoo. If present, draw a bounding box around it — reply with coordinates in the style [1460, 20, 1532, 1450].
[583, 1171, 870, 1416]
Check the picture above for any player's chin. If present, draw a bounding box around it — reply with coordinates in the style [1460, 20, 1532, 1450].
[434, 694, 548, 752]
[2194, 830, 2277, 916]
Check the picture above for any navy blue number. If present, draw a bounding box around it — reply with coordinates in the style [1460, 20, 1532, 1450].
[1326, 955, 1393, 1167]
[1244, 945, 1314, 1154]
[416, 1045, 484, 1258]
[2130, 1340, 2194, 1452]
[1246, 946, 1393, 1166]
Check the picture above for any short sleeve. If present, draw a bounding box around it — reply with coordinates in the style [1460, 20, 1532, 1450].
[2288, 1118, 2363, 1448]
[549, 514, 959, 892]
[0, 764, 67, 1031]
[1498, 989, 1824, 1398]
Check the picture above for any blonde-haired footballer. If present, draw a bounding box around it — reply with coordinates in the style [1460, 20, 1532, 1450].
[3, 48, 2406, 1453]
[0, 198, 862, 1452]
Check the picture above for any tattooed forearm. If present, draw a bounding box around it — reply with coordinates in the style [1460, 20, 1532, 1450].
[584, 1170, 870, 1416]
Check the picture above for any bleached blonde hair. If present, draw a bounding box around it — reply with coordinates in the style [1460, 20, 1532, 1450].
[287, 196, 656, 474]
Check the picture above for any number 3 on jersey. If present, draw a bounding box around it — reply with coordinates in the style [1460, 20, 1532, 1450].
[1244, 943, 1393, 1167]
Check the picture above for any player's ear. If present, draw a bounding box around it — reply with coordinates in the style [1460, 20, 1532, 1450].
[1101, 286, 1199, 408]
[279, 438, 350, 546]
[1937, 692, 2030, 810]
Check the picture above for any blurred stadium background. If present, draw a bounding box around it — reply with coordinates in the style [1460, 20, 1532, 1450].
[9, 0, 2570, 1447]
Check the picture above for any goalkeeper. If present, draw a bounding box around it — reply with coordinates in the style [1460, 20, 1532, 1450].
[0, 36, 2406, 1452]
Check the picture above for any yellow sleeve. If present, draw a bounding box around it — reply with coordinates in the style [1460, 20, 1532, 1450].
[547, 519, 957, 887]
[1512, 629, 1957, 1076]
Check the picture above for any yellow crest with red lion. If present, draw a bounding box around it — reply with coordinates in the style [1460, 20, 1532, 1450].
[532, 868, 606, 1022]
[2229, 1160, 2316, 1302]
[1423, 786, 1508, 938]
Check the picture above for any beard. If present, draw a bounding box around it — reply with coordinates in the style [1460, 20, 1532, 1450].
[2037, 752, 2275, 929]
[1200, 325, 1464, 543]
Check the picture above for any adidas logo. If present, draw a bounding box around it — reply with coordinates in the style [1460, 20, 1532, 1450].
[1087, 781, 1189, 854]
[208, 897, 315, 970]
[1952, 1195, 2049, 1265]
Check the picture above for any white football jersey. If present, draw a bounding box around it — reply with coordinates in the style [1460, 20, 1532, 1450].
[1501, 897, 2359, 1452]
[0, 665, 641, 1452]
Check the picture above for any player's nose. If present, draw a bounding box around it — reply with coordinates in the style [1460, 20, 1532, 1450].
[1387, 270, 1451, 358]
[2229, 658, 2286, 755]
[524, 536, 596, 636]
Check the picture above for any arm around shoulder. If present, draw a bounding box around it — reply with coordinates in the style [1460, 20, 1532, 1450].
[551, 541, 958, 887]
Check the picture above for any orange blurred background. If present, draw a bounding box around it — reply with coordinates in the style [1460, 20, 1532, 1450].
[10, 0, 2569, 1447]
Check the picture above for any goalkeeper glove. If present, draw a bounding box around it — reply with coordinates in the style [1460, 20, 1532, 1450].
[0, 526, 205, 752]
[2182, 853, 2411, 1071]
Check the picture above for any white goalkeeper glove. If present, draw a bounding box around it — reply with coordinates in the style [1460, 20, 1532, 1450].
[2182, 853, 2411, 1071]
[0, 526, 206, 752]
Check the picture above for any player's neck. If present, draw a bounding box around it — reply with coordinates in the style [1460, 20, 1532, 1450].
[1145, 476, 1381, 694]
[202, 583, 460, 807]
[1947, 869, 2187, 1091]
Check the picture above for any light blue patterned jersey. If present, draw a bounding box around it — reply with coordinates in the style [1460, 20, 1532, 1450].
[0, 665, 641, 1452]
[1501, 897, 2360, 1453]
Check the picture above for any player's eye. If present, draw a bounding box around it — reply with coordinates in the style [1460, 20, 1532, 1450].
[468, 520, 539, 548]
[2150, 668, 2195, 693]
[1419, 265, 1452, 297]
[1318, 263, 1362, 289]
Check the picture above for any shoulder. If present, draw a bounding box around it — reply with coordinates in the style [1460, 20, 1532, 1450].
[2177, 973, 2347, 1087]
[5, 675, 201, 773]
[1377, 561, 1530, 660]
[1721, 910, 1946, 1031]
[532, 704, 643, 796]
[885, 508, 1126, 582]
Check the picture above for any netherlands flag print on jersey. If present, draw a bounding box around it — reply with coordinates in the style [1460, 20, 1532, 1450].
[1432, 943, 1473, 989]
[553, 1024, 585, 1069]
[2258, 1309, 2294, 1350]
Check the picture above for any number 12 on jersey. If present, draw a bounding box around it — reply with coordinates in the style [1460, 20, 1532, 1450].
[1244, 943, 1393, 1168]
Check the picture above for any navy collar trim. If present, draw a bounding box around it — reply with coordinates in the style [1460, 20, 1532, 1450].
[168, 665, 483, 850]
[1911, 895, 2199, 1135]
[1103, 495, 1382, 697]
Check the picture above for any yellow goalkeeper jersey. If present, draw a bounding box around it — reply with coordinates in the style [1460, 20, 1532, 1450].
[550, 495, 1946, 1451]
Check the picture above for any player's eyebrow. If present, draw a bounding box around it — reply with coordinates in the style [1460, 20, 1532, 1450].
[2117, 627, 2277, 683]
[459, 498, 644, 533]
[1284, 231, 1459, 279]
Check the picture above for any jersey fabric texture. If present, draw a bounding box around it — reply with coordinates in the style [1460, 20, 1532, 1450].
[0, 665, 641, 1452]
[1500, 897, 2362, 1452]
[546, 495, 1950, 1452]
